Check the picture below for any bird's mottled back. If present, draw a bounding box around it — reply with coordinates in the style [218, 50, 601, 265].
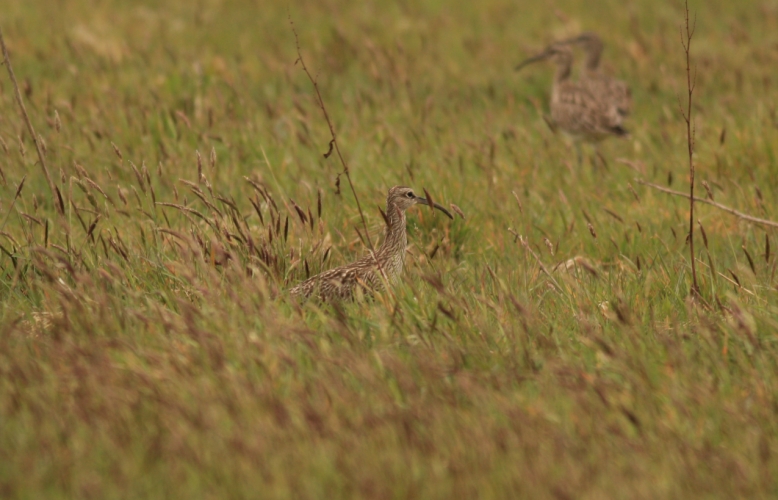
[542, 46, 627, 142]
[557, 32, 632, 118]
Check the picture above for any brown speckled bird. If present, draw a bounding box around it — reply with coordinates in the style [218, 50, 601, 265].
[290, 186, 453, 301]
[516, 45, 627, 164]
[556, 32, 632, 118]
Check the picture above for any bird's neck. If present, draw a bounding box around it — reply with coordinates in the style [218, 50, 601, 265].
[584, 43, 603, 71]
[378, 207, 407, 256]
[554, 59, 572, 84]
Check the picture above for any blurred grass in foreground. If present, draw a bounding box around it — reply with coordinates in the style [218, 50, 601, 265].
[1, 0, 778, 497]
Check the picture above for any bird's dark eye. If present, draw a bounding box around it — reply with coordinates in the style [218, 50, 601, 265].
[406, 192, 414, 198]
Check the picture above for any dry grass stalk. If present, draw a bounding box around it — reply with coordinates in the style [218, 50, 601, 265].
[679, 0, 700, 297]
[289, 22, 374, 246]
[0, 25, 61, 214]
[637, 180, 778, 229]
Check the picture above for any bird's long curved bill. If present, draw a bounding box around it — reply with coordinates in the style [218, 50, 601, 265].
[515, 51, 551, 71]
[416, 197, 454, 219]
[553, 36, 583, 46]
[556, 32, 599, 46]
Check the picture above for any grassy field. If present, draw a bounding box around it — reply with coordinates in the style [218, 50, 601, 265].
[1, 0, 778, 497]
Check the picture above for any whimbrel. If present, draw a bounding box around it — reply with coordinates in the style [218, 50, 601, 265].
[516, 45, 627, 164]
[556, 32, 632, 118]
[290, 186, 453, 301]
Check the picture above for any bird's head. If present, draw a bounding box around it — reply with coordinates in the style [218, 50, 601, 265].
[562, 32, 603, 51]
[387, 186, 453, 218]
[555, 32, 603, 68]
[515, 44, 574, 71]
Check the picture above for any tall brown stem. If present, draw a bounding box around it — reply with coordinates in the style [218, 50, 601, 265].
[289, 19, 397, 294]
[289, 21, 374, 252]
[679, 0, 699, 298]
[0, 25, 62, 215]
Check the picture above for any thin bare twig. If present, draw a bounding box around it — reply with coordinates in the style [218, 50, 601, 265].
[679, 0, 699, 297]
[289, 20, 372, 249]
[290, 18, 395, 291]
[637, 179, 778, 229]
[0, 25, 61, 214]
